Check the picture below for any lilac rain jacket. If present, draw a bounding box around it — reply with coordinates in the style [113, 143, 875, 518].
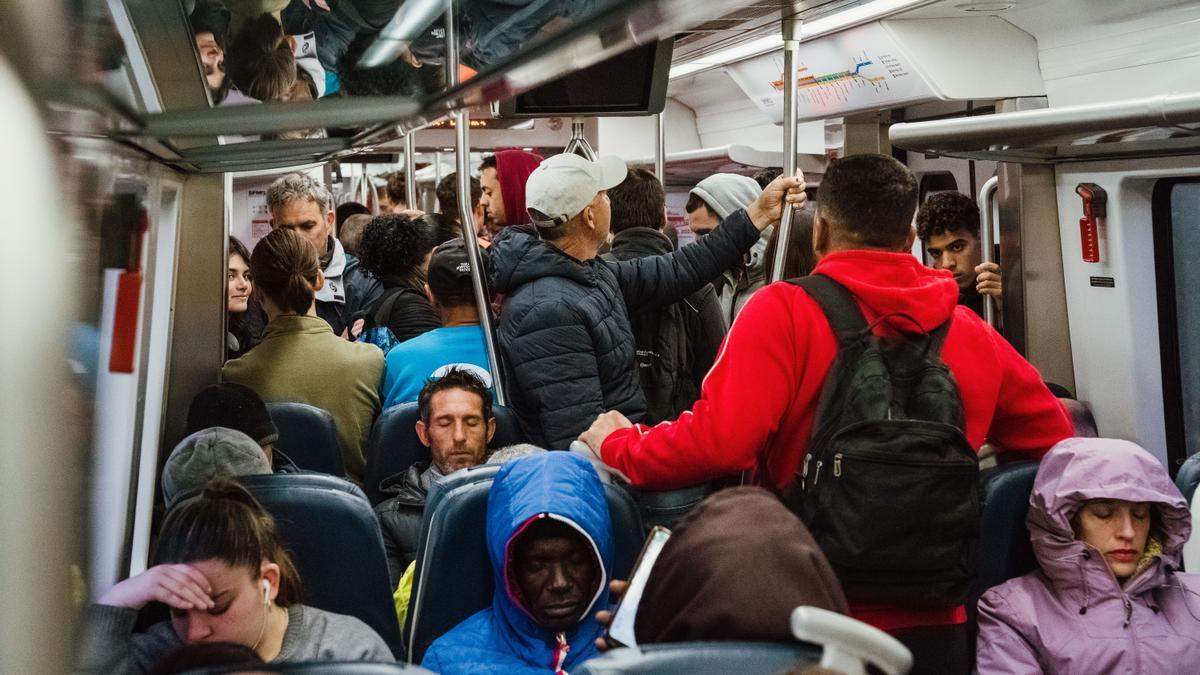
[976, 438, 1200, 674]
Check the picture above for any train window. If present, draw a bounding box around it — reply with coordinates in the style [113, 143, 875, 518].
[1152, 178, 1200, 472]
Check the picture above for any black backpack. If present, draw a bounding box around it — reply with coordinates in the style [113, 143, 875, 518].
[782, 274, 982, 607]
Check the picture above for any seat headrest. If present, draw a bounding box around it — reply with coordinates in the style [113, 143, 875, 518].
[265, 402, 346, 476]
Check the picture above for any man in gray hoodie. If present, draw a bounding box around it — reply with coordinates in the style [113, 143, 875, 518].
[686, 174, 772, 326]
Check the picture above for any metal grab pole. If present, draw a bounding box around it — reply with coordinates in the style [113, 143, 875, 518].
[403, 131, 418, 209]
[445, 6, 506, 405]
[770, 11, 802, 283]
[654, 112, 666, 180]
[978, 175, 999, 327]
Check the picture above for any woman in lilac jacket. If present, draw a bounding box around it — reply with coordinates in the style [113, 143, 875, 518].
[976, 438, 1200, 674]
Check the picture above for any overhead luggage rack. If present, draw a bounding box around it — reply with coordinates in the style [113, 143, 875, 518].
[889, 92, 1200, 164]
[625, 145, 826, 188]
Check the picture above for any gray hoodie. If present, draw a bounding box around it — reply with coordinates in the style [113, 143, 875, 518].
[690, 174, 771, 326]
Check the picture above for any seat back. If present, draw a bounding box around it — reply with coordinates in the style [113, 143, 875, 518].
[634, 485, 713, 530]
[1059, 398, 1099, 438]
[573, 642, 821, 675]
[969, 462, 1040, 624]
[404, 465, 644, 664]
[201, 663, 433, 674]
[265, 402, 346, 476]
[364, 403, 525, 504]
[1177, 454, 1200, 572]
[238, 474, 401, 657]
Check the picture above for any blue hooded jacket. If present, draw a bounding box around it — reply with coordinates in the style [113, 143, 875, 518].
[422, 453, 613, 674]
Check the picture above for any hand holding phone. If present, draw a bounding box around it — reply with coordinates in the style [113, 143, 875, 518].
[604, 526, 671, 648]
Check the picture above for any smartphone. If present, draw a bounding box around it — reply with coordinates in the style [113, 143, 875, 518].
[604, 526, 671, 648]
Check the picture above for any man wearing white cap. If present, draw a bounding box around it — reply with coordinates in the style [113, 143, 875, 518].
[488, 152, 805, 448]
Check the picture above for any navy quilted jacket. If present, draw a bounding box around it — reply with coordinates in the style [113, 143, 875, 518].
[489, 209, 761, 448]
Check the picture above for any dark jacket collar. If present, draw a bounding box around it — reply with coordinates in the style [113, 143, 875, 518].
[489, 228, 596, 293]
[607, 227, 673, 260]
[378, 461, 429, 506]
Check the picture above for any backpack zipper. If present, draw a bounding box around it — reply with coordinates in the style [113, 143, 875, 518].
[812, 460, 823, 486]
[833, 453, 842, 477]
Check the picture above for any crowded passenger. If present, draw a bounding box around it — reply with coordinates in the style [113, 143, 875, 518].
[161, 428, 272, 510]
[79, 479, 392, 672]
[421, 452, 613, 674]
[355, 213, 442, 350]
[222, 227, 384, 484]
[478, 149, 544, 236]
[225, 13, 299, 103]
[279, 0, 413, 97]
[375, 369, 496, 584]
[975, 438, 1200, 673]
[226, 237, 264, 361]
[762, 204, 817, 281]
[146, 642, 263, 675]
[381, 240, 493, 407]
[581, 154, 1073, 674]
[337, 213, 371, 258]
[437, 172, 488, 239]
[336, 200, 370, 229]
[186, 382, 300, 474]
[686, 173, 771, 325]
[421, 212, 464, 247]
[490, 153, 803, 448]
[194, 29, 231, 104]
[376, 171, 409, 215]
[916, 192, 1003, 319]
[598, 487, 848, 648]
[753, 166, 784, 189]
[601, 168, 725, 424]
[266, 172, 381, 337]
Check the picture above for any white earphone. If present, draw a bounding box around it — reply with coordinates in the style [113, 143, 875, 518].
[261, 579, 271, 607]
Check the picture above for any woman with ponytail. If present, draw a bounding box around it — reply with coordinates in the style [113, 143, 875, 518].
[79, 479, 392, 672]
[222, 228, 384, 483]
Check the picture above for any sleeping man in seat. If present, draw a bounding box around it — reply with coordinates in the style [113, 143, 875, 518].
[421, 452, 613, 675]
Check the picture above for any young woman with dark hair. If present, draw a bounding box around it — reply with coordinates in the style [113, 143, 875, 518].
[226, 237, 264, 360]
[79, 480, 391, 672]
[222, 228, 384, 484]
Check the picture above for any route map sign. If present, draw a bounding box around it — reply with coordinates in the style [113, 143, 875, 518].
[726, 21, 937, 123]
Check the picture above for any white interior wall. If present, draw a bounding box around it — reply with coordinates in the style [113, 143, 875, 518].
[595, 98, 702, 160]
[1054, 156, 1200, 465]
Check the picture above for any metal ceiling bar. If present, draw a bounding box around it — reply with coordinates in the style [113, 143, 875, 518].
[179, 138, 351, 162]
[446, 3, 506, 406]
[655, 112, 666, 180]
[139, 96, 421, 138]
[890, 92, 1200, 156]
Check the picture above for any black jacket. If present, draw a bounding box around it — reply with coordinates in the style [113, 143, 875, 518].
[372, 283, 442, 345]
[489, 209, 761, 448]
[373, 462, 428, 587]
[603, 228, 726, 424]
[316, 254, 383, 337]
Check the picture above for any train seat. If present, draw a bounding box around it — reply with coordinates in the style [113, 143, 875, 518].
[633, 484, 713, 530]
[404, 464, 643, 664]
[1059, 398, 1098, 437]
[969, 462, 1040, 624]
[363, 402, 525, 505]
[1176, 454, 1200, 571]
[238, 474, 402, 658]
[265, 402, 346, 476]
[573, 642, 822, 675]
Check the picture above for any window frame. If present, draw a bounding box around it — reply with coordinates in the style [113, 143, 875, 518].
[1151, 177, 1200, 475]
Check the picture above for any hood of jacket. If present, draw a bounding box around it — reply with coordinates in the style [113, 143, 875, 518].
[496, 149, 544, 228]
[1028, 438, 1192, 606]
[812, 250, 960, 335]
[635, 487, 849, 644]
[486, 452, 613, 670]
[607, 227, 672, 260]
[315, 237, 347, 304]
[690, 174, 761, 220]
[490, 228, 595, 294]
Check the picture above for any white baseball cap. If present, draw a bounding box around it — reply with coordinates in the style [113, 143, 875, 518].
[525, 153, 628, 228]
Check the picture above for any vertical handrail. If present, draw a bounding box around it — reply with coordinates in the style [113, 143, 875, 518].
[446, 5, 506, 405]
[654, 111, 666, 181]
[770, 10, 802, 283]
[404, 131, 418, 209]
[978, 175, 999, 327]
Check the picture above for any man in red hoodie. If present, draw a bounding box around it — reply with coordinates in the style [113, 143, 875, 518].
[478, 149, 544, 236]
[580, 154, 1073, 674]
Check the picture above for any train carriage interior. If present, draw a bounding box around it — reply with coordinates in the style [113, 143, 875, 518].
[6, 0, 1200, 672]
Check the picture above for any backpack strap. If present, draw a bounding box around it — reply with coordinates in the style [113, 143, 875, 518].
[371, 287, 409, 327]
[786, 275, 868, 345]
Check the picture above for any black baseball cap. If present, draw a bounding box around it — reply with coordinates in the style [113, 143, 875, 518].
[427, 238, 488, 301]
